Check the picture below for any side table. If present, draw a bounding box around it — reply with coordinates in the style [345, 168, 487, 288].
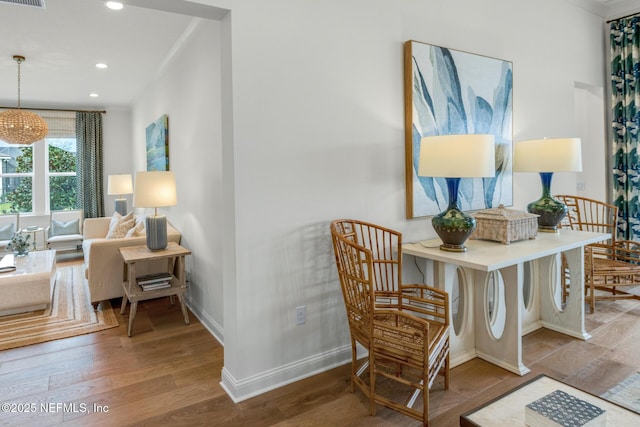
[119, 242, 192, 336]
[20, 227, 44, 251]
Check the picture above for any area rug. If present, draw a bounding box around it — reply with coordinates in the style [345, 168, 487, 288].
[0, 262, 118, 351]
[601, 372, 640, 413]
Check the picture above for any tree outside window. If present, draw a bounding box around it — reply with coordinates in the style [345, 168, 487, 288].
[0, 138, 77, 213]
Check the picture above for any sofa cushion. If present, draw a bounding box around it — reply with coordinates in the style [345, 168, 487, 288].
[51, 219, 80, 236]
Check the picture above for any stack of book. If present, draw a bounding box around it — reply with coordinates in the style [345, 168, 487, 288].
[136, 272, 173, 291]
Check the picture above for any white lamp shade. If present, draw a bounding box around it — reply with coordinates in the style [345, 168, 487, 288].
[514, 138, 582, 173]
[133, 171, 177, 208]
[418, 134, 496, 178]
[107, 174, 133, 195]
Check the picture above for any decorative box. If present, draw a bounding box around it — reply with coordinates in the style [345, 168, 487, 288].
[470, 205, 538, 245]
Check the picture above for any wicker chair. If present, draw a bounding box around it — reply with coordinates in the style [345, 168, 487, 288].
[330, 219, 450, 426]
[557, 195, 640, 313]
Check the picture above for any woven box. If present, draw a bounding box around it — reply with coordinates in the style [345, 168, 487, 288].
[470, 205, 538, 245]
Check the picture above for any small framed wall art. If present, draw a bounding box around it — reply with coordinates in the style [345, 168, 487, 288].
[404, 40, 513, 218]
[146, 114, 169, 171]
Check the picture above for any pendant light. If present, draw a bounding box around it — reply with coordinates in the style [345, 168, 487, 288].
[0, 55, 48, 145]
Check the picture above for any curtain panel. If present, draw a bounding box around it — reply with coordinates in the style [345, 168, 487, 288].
[76, 112, 105, 218]
[611, 15, 640, 240]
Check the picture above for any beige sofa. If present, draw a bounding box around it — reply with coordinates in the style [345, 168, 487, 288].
[82, 217, 181, 306]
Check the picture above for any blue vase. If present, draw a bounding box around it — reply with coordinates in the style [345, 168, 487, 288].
[432, 178, 476, 252]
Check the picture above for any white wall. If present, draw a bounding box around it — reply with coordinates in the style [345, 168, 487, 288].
[130, 17, 225, 342]
[574, 83, 607, 202]
[115, 0, 609, 403]
[102, 108, 134, 216]
[220, 0, 608, 401]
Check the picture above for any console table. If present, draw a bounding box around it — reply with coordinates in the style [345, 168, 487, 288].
[119, 242, 191, 336]
[403, 230, 609, 375]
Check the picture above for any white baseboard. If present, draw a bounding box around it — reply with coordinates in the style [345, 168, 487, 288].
[220, 344, 352, 403]
[184, 294, 224, 345]
[183, 296, 352, 403]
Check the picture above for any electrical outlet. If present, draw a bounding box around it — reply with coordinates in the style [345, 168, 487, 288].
[295, 305, 306, 325]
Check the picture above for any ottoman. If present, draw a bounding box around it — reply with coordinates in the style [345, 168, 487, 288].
[0, 250, 56, 316]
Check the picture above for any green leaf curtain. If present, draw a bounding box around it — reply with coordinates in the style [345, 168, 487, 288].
[76, 111, 105, 218]
[611, 15, 640, 240]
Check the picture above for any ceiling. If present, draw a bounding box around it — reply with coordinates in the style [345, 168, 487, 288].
[0, 0, 226, 110]
[0, 0, 638, 111]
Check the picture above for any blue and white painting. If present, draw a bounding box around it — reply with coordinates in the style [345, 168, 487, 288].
[146, 114, 169, 171]
[404, 41, 513, 218]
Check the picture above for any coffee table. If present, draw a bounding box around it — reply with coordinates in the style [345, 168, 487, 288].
[460, 375, 640, 426]
[0, 250, 57, 316]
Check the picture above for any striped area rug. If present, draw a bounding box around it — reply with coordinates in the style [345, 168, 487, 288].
[0, 262, 118, 351]
[601, 372, 640, 413]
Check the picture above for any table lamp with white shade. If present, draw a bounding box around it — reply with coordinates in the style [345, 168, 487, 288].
[107, 174, 133, 216]
[133, 171, 177, 251]
[418, 134, 495, 252]
[514, 137, 582, 232]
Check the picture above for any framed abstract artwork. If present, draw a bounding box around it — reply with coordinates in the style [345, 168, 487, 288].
[404, 40, 513, 218]
[146, 114, 169, 171]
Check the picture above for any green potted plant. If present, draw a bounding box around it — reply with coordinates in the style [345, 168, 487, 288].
[7, 232, 30, 257]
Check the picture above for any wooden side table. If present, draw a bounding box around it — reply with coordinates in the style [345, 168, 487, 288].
[119, 242, 192, 337]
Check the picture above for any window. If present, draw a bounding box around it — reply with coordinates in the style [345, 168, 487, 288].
[0, 110, 77, 214]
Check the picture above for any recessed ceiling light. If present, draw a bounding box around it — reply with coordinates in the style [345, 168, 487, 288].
[95, 63, 108, 69]
[89, 93, 99, 98]
[105, 2, 124, 11]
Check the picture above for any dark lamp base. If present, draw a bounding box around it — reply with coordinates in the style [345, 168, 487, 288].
[537, 225, 560, 233]
[432, 177, 476, 253]
[439, 242, 468, 252]
[528, 172, 567, 232]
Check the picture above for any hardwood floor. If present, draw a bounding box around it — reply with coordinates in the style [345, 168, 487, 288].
[1, 260, 639, 426]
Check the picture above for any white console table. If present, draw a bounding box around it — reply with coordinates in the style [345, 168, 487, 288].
[403, 230, 609, 376]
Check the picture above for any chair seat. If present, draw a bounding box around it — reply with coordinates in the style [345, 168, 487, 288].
[593, 257, 640, 273]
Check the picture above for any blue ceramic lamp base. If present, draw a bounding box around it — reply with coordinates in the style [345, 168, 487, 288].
[432, 178, 477, 252]
[114, 199, 127, 216]
[527, 172, 567, 233]
[146, 215, 168, 251]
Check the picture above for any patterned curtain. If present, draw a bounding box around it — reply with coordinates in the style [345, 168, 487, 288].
[76, 112, 105, 218]
[612, 15, 640, 240]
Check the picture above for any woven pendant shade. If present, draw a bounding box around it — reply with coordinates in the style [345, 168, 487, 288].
[0, 55, 48, 145]
[0, 109, 48, 145]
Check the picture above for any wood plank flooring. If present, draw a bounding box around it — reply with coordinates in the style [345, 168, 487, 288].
[1, 260, 639, 426]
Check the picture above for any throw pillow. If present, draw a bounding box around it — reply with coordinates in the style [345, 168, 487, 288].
[125, 220, 145, 238]
[108, 211, 133, 231]
[51, 219, 80, 236]
[106, 217, 135, 239]
[0, 223, 14, 240]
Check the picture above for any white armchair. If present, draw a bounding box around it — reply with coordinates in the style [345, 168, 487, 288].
[0, 213, 20, 253]
[46, 209, 84, 252]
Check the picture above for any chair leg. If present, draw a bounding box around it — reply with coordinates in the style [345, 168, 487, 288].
[423, 386, 429, 426]
[369, 353, 376, 416]
[350, 340, 357, 393]
[444, 352, 450, 390]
